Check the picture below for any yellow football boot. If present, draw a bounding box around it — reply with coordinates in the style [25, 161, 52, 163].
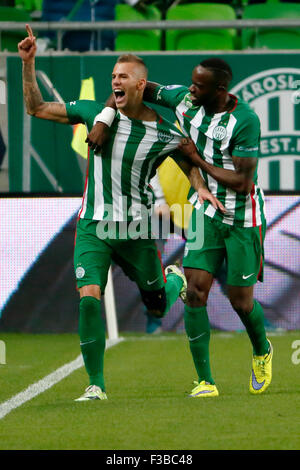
[189, 380, 219, 398]
[250, 340, 273, 394]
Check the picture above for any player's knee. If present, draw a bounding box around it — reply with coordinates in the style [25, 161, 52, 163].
[186, 286, 208, 307]
[79, 284, 101, 300]
[140, 287, 167, 318]
[230, 297, 253, 316]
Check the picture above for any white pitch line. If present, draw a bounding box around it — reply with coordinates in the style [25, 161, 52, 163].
[0, 337, 123, 421]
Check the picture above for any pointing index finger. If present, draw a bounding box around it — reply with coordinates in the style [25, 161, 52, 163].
[26, 24, 34, 39]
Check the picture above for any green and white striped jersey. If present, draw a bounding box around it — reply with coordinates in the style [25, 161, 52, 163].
[153, 85, 265, 228]
[66, 100, 184, 221]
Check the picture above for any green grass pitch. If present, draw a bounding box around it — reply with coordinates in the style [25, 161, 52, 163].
[0, 331, 299, 450]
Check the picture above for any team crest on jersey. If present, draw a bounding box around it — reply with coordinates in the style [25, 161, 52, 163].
[230, 67, 300, 191]
[158, 130, 173, 143]
[76, 266, 85, 279]
[212, 125, 227, 141]
[184, 93, 193, 109]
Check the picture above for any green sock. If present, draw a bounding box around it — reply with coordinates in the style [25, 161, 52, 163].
[238, 300, 269, 356]
[79, 296, 106, 391]
[184, 305, 214, 385]
[163, 273, 184, 316]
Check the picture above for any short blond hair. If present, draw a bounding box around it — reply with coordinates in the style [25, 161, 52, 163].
[116, 54, 148, 78]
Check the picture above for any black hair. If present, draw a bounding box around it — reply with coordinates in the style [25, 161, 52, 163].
[200, 58, 233, 88]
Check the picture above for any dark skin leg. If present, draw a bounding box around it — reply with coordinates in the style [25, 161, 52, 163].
[184, 269, 255, 316]
[184, 268, 214, 307]
[227, 285, 254, 316]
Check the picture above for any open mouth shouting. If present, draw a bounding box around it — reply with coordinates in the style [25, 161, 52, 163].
[114, 89, 126, 106]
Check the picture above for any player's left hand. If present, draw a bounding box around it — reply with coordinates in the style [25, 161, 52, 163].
[85, 122, 110, 155]
[197, 187, 226, 213]
[177, 138, 200, 165]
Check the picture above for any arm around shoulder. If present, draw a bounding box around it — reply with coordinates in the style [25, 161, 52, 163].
[143, 81, 161, 103]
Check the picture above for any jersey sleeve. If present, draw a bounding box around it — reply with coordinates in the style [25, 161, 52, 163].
[150, 171, 166, 205]
[65, 100, 104, 125]
[231, 112, 261, 158]
[153, 84, 190, 110]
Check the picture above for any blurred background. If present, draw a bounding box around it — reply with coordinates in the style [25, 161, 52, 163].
[0, 0, 299, 334]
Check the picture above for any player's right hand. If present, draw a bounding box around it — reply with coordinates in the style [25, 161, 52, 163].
[18, 24, 37, 62]
[85, 121, 110, 155]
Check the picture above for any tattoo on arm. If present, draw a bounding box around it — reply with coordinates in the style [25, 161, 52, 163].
[23, 62, 44, 115]
[23, 61, 69, 123]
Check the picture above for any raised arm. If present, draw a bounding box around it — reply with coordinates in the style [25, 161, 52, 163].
[18, 25, 70, 123]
